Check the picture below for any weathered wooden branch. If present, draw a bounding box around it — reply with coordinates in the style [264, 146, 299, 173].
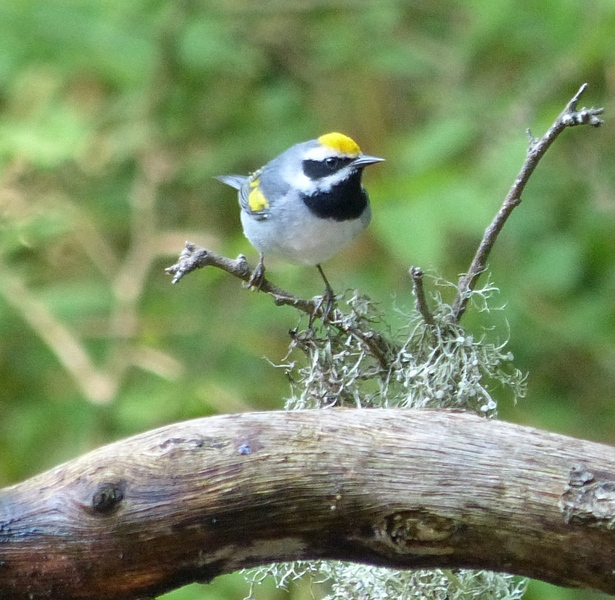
[1, 409, 615, 599]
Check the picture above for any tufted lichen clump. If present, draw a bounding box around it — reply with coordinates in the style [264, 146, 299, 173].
[247, 280, 528, 600]
[247, 561, 528, 600]
[282, 283, 525, 415]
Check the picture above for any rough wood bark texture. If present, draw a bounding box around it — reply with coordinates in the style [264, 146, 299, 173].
[1, 409, 615, 599]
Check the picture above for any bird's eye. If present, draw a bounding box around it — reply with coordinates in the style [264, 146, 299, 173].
[325, 156, 338, 169]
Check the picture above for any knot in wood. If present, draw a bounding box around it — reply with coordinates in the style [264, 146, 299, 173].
[91, 482, 124, 514]
[561, 464, 615, 527]
[373, 510, 456, 555]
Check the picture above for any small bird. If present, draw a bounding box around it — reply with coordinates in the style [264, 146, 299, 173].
[216, 132, 384, 307]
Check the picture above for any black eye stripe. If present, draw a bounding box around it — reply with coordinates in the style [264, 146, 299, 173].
[303, 157, 354, 179]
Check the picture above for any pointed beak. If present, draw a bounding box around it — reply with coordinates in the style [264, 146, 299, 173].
[352, 154, 385, 168]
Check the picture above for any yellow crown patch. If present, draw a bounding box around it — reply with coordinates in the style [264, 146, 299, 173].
[318, 132, 361, 156]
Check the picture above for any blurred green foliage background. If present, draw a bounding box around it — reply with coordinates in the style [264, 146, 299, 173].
[1, 1, 614, 599]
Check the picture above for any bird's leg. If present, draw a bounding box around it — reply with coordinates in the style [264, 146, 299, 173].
[247, 253, 266, 290]
[316, 264, 336, 320]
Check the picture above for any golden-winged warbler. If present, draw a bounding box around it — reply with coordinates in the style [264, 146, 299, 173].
[216, 132, 384, 302]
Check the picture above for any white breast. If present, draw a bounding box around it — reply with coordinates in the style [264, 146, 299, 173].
[241, 197, 371, 266]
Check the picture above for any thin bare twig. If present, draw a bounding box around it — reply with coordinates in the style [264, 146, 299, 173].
[166, 242, 320, 314]
[409, 266, 435, 327]
[166, 243, 395, 369]
[450, 83, 604, 323]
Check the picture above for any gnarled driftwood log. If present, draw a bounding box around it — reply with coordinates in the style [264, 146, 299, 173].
[1, 409, 615, 599]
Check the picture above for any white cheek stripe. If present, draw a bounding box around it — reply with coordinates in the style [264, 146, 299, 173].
[285, 165, 355, 194]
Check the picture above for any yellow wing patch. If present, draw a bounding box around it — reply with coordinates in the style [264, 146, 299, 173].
[248, 180, 269, 212]
[318, 132, 361, 157]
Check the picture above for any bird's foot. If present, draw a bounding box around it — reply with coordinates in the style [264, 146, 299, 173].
[245, 254, 266, 290]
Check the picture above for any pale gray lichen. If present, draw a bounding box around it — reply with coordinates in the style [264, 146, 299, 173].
[282, 282, 525, 415]
[321, 563, 529, 600]
[246, 560, 528, 600]
[246, 279, 528, 600]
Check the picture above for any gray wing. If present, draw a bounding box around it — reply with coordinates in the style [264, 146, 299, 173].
[216, 172, 272, 219]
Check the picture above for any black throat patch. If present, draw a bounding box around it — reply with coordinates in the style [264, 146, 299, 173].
[302, 170, 368, 221]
